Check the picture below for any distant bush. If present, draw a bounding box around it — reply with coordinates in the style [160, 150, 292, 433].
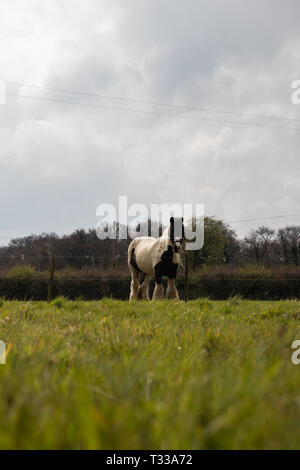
[236, 264, 271, 278]
[5, 264, 37, 279]
[54, 266, 129, 280]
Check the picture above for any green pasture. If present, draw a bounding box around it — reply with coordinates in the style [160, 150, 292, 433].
[0, 297, 300, 449]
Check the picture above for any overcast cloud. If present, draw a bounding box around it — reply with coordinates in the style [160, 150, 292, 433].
[1, 0, 300, 242]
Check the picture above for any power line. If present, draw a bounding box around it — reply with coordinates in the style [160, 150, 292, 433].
[5, 80, 300, 124]
[227, 212, 300, 224]
[1, 211, 300, 241]
[0, 254, 297, 260]
[3, 92, 300, 132]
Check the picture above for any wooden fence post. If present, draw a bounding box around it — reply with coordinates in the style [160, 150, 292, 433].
[184, 251, 189, 303]
[47, 253, 55, 303]
[112, 221, 116, 268]
[112, 239, 116, 268]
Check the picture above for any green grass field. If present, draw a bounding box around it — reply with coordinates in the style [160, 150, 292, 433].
[0, 297, 300, 450]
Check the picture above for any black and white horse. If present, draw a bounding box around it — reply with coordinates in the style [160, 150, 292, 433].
[128, 217, 185, 300]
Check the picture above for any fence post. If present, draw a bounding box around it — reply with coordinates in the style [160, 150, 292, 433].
[184, 251, 189, 303]
[47, 253, 55, 303]
[112, 239, 116, 268]
[112, 221, 116, 268]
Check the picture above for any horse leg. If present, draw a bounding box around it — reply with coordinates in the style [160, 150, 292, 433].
[145, 278, 151, 300]
[138, 274, 151, 300]
[152, 265, 164, 300]
[129, 268, 139, 301]
[166, 278, 180, 300]
[153, 282, 164, 299]
[152, 274, 165, 299]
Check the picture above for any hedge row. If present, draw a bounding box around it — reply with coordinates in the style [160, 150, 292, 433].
[1, 276, 300, 300]
[0, 278, 129, 301]
[179, 278, 300, 300]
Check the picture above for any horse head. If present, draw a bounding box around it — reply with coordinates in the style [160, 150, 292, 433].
[165, 217, 185, 254]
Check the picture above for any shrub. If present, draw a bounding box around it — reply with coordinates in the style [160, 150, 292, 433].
[236, 264, 271, 278]
[194, 297, 213, 309]
[229, 294, 244, 306]
[223, 304, 235, 315]
[51, 296, 67, 309]
[6, 264, 37, 279]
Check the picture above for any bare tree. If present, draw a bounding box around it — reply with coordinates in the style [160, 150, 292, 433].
[244, 226, 275, 263]
[278, 225, 300, 265]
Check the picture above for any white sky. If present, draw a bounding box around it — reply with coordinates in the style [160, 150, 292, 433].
[1, 0, 300, 243]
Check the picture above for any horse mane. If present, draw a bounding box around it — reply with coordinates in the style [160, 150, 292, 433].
[160, 217, 184, 241]
[161, 225, 171, 240]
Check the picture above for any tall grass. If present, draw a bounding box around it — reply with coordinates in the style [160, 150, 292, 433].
[0, 299, 300, 449]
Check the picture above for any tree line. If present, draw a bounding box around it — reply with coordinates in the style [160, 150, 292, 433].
[0, 217, 300, 272]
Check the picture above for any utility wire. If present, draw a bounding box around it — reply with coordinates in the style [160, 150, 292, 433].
[5, 80, 300, 124]
[3, 92, 300, 132]
[1, 211, 300, 240]
[227, 212, 300, 224]
[0, 254, 297, 260]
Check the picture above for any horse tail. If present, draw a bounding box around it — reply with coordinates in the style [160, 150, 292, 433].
[128, 245, 140, 272]
[129, 244, 146, 284]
